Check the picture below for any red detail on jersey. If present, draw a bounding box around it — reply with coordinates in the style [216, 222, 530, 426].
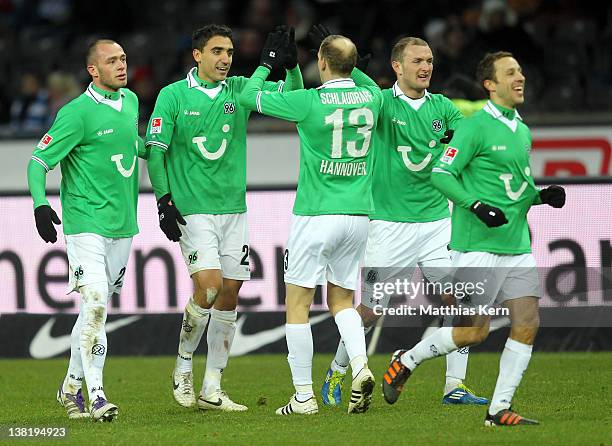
[37, 133, 53, 149]
[444, 147, 458, 158]
[150, 118, 162, 134]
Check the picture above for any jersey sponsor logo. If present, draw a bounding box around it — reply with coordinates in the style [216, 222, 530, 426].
[183, 110, 201, 116]
[397, 146, 432, 171]
[492, 145, 507, 151]
[499, 166, 531, 201]
[150, 117, 162, 134]
[224, 102, 235, 114]
[97, 128, 114, 136]
[391, 117, 406, 126]
[441, 147, 458, 164]
[431, 119, 443, 132]
[37, 133, 53, 150]
[192, 125, 231, 160]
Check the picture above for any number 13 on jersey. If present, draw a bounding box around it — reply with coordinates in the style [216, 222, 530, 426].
[324, 107, 374, 158]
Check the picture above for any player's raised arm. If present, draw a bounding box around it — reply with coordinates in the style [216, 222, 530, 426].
[239, 30, 311, 122]
[27, 107, 85, 243]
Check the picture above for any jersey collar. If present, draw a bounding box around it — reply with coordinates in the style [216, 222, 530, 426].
[483, 100, 522, 132]
[392, 82, 431, 110]
[85, 83, 125, 111]
[187, 67, 227, 99]
[317, 78, 355, 89]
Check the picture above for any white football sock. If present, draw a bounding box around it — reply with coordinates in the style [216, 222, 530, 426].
[176, 296, 210, 373]
[334, 309, 367, 378]
[331, 325, 373, 374]
[401, 327, 457, 370]
[64, 312, 84, 394]
[203, 309, 236, 397]
[286, 323, 313, 400]
[445, 346, 469, 394]
[79, 282, 109, 402]
[489, 338, 533, 415]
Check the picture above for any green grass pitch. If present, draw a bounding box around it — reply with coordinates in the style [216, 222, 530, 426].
[1, 353, 611, 445]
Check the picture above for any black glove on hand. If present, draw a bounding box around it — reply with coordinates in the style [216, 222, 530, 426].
[308, 24, 332, 54]
[470, 201, 508, 228]
[540, 185, 566, 208]
[157, 194, 186, 242]
[276, 25, 298, 69]
[260, 30, 285, 71]
[34, 204, 61, 243]
[440, 129, 455, 144]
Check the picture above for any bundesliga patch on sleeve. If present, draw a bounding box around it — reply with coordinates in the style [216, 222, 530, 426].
[441, 146, 458, 164]
[150, 117, 162, 134]
[37, 133, 53, 150]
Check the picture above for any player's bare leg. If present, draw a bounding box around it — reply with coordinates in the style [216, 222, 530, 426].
[197, 278, 247, 412]
[485, 296, 540, 426]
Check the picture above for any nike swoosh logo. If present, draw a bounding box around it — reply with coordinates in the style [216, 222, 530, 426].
[420, 315, 511, 340]
[229, 313, 331, 357]
[199, 397, 222, 407]
[29, 315, 141, 359]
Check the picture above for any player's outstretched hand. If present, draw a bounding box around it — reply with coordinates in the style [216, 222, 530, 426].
[282, 26, 298, 69]
[34, 204, 61, 243]
[440, 129, 455, 144]
[470, 201, 508, 227]
[260, 29, 285, 71]
[356, 53, 371, 71]
[539, 185, 566, 208]
[308, 24, 332, 54]
[157, 194, 186, 242]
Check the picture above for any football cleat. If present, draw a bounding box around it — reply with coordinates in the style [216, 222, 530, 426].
[198, 390, 248, 412]
[321, 368, 346, 406]
[485, 407, 539, 426]
[90, 396, 118, 422]
[172, 369, 196, 408]
[382, 349, 412, 405]
[443, 383, 489, 405]
[56, 384, 89, 419]
[275, 394, 318, 415]
[347, 365, 375, 414]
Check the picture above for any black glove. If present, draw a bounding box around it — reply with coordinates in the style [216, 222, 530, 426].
[260, 30, 285, 71]
[440, 129, 454, 144]
[157, 194, 186, 242]
[34, 204, 61, 243]
[539, 185, 566, 208]
[275, 25, 298, 69]
[308, 23, 332, 54]
[470, 201, 508, 228]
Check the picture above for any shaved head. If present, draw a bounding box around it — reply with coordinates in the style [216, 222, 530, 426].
[87, 39, 120, 65]
[319, 35, 357, 77]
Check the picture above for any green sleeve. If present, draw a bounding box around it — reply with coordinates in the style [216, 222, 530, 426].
[431, 119, 481, 209]
[147, 147, 170, 200]
[146, 87, 177, 152]
[430, 170, 477, 209]
[444, 97, 464, 128]
[31, 106, 84, 172]
[350, 68, 379, 89]
[282, 66, 304, 91]
[239, 66, 312, 122]
[137, 136, 149, 159]
[27, 160, 49, 209]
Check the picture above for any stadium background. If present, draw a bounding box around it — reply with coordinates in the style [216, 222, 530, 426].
[1, 0, 611, 358]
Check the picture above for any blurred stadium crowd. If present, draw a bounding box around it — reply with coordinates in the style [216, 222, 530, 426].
[1, 0, 611, 136]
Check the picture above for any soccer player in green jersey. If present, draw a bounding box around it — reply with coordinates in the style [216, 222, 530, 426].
[145, 25, 303, 412]
[240, 32, 383, 415]
[382, 51, 566, 426]
[28, 39, 146, 421]
[322, 36, 488, 407]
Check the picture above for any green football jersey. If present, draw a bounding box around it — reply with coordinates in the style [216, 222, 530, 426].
[30, 84, 141, 238]
[371, 84, 463, 222]
[240, 67, 383, 216]
[145, 68, 290, 215]
[431, 100, 539, 254]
